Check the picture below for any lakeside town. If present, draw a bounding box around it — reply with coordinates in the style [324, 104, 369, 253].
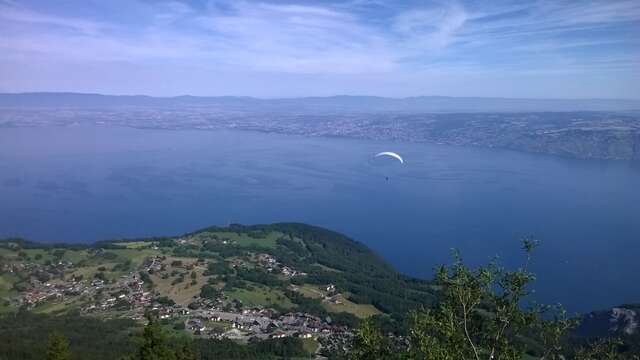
[2, 106, 639, 161]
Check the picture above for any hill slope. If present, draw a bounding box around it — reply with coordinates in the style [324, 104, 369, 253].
[0, 223, 436, 358]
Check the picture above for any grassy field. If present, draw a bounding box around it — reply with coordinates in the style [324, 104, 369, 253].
[21, 249, 51, 264]
[113, 241, 151, 249]
[150, 267, 207, 305]
[106, 248, 160, 268]
[226, 286, 295, 309]
[323, 294, 381, 318]
[195, 231, 283, 249]
[14, 249, 92, 265]
[1, 246, 157, 269]
[32, 296, 86, 315]
[164, 256, 204, 267]
[295, 284, 380, 318]
[0, 274, 18, 299]
[61, 250, 93, 264]
[311, 263, 342, 273]
[296, 285, 324, 299]
[203, 320, 232, 332]
[67, 262, 121, 281]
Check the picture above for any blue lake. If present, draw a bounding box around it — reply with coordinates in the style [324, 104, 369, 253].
[1, 125, 639, 313]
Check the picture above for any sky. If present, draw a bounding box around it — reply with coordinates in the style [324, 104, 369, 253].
[0, 0, 638, 98]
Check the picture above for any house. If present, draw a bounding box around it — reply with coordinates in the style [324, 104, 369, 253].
[269, 331, 287, 339]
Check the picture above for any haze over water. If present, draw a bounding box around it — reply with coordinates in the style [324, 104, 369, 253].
[1, 125, 639, 313]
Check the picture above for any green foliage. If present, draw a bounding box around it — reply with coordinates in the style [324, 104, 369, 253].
[199, 284, 220, 299]
[94, 271, 107, 281]
[112, 260, 133, 272]
[350, 240, 588, 360]
[175, 343, 198, 360]
[139, 271, 153, 289]
[171, 274, 185, 286]
[350, 318, 395, 360]
[180, 223, 438, 320]
[156, 296, 175, 306]
[194, 338, 308, 359]
[407, 248, 542, 359]
[46, 333, 71, 360]
[573, 338, 628, 360]
[0, 311, 137, 360]
[535, 305, 579, 359]
[285, 289, 359, 328]
[203, 261, 233, 276]
[263, 223, 436, 317]
[95, 251, 118, 260]
[235, 268, 283, 287]
[123, 317, 307, 360]
[131, 317, 178, 360]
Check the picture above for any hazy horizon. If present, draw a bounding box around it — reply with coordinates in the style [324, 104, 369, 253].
[2, 91, 640, 101]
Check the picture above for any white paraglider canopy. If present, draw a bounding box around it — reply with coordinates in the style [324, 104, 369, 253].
[375, 151, 404, 164]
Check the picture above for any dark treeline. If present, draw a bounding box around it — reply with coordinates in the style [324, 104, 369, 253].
[194, 338, 308, 359]
[0, 312, 310, 360]
[0, 311, 138, 360]
[0, 236, 172, 251]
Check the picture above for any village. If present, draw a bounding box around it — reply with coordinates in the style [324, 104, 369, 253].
[1, 245, 355, 356]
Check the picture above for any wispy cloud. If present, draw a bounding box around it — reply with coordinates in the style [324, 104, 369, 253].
[392, 3, 468, 51]
[0, 0, 638, 97]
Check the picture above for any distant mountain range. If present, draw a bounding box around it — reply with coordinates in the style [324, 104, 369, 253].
[1, 92, 639, 113]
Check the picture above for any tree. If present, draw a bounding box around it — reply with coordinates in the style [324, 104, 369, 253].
[200, 284, 220, 299]
[351, 238, 585, 360]
[122, 315, 200, 360]
[136, 317, 176, 360]
[574, 338, 626, 360]
[175, 343, 198, 360]
[46, 333, 72, 360]
[350, 318, 396, 360]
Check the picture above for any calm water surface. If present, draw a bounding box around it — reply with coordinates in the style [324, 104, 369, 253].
[1, 125, 639, 312]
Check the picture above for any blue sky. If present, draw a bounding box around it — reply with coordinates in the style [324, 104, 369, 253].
[0, 0, 638, 98]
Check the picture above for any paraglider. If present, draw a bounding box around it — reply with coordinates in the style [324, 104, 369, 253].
[375, 151, 404, 164]
[373, 151, 403, 180]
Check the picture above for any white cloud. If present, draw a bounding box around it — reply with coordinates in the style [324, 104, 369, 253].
[192, 1, 396, 73]
[0, 0, 638, 97]
[392, 2, 468, 51]
[0, 2, 109, 35]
